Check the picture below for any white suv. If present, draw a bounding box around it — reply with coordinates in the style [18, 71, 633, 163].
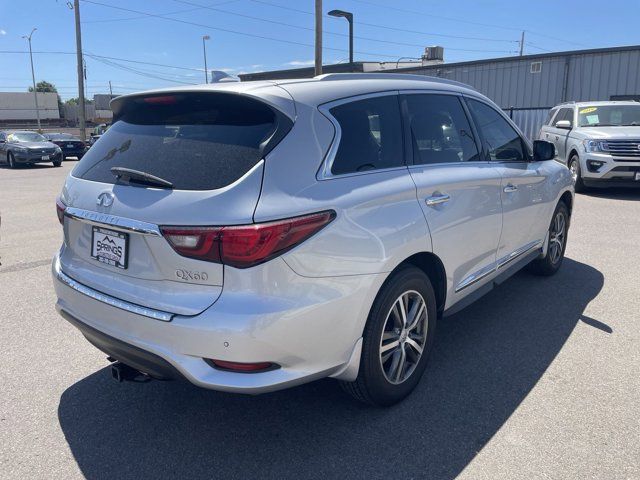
[52, 74, 573, 406]
[539, 101, 640, 191]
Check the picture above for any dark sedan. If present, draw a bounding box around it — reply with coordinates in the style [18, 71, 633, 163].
[42, 132, 87, 160]
[0, 130, 63, 168]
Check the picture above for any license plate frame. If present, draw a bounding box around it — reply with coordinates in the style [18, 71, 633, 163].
[635, 172, 640, 181]
[91, 226, 129, 269]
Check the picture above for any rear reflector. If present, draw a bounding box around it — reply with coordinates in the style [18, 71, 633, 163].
[161, 210, 335, 268]
[56, 196, 66, 225]
[206, 359, 275, 373]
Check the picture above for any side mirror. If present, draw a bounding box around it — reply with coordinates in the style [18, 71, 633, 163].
[555, 119, 572, 130]
[533, 140, 555, 161]
[0, 139, 5, 144]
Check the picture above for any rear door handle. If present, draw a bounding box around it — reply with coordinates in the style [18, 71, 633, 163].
[425, 193, 451, 207]
[503, 184, 518, 193]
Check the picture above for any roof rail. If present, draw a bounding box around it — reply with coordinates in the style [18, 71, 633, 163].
[314, 73, 475, 90]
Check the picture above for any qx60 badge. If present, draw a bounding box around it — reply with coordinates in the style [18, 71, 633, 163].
[96, 192, 114, 207]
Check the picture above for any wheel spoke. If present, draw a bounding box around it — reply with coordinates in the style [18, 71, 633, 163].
[392, 346, 406, 382]
[397, 296, 408, 328]
[380, 339, 400, 354]
[405, 337, 423, 356]
[407, 300, 425, 332]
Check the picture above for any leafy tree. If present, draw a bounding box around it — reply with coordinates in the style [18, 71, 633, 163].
[28, 80, 58, 93]
[65, 97, 93, 105]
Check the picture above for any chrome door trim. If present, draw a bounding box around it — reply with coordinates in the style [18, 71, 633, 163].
[425, 193, 451, 206]
[54, 260, 174, 321]
[455, 240, 543, 293]
[496, 240, 542, 269]
[65, 207, 162, 236]
[455, 262, 496, 293]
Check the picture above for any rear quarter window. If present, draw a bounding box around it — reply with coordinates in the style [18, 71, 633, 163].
[73, 93, 291, 190]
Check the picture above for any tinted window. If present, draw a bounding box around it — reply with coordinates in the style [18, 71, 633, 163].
[330, 95, 403, 175]
[555, 108, 573, 124]
[545, 109, 558, 126]
[467, 99, 525, 162]
[73, 93, 286, 190]
[405, 94, 478, 164]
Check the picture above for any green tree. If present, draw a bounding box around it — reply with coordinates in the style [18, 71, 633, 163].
[65, 97, 93, 105]
[28, 80, 58, 93]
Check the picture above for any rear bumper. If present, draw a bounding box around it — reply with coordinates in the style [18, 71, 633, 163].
[52, 253, 379, 394]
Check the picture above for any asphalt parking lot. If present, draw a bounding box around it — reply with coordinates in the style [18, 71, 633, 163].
[1, 162, 639, 480]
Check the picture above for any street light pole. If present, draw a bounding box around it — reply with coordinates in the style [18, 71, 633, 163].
[22, 28, 41, 132]
[328, 9, 354, 65]
[315, 0, 322, 76]
[202, 35, 210, 84]
[73, 0, 86, 142]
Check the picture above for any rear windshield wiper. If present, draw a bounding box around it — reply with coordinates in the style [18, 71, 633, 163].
[110, 167, 173, 189]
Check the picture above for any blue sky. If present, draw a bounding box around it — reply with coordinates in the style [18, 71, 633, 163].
[1, 0, 639, 100]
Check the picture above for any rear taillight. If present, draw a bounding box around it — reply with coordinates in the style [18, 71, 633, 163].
[161, 210, 335, 268]
[56, 196, 66, 225]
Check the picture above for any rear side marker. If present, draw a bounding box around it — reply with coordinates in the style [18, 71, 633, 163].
[161, 210, 336, 269]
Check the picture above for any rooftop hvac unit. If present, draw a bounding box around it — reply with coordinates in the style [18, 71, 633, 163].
[423, 46, 444, 61]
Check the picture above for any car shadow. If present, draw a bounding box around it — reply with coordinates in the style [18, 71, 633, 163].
[582, 187, 640, 201]
[58, 258, 604, 480]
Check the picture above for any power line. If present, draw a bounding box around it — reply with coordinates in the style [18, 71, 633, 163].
[169, 0, 515, 52]
[346, 0, 590, 48]
[81, 0, 241, 23]
[248, 0, 518, 44]
[79, 0, 415, 59]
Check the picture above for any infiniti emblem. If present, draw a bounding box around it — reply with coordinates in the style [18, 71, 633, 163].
[96, 192, 114, 207]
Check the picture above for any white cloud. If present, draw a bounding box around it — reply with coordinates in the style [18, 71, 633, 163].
[0, 29, 6, 35]
[283, 60, 315, 67]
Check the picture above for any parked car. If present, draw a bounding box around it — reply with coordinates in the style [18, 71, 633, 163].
[42, 132, 86, 160]
[87, 124, 109, 148]
[0, 130, 63, 168]
[52, 74, 573, 406]
[539, 101, 640, 191]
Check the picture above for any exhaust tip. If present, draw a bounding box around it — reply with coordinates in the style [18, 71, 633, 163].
[110, 362, 151, 383]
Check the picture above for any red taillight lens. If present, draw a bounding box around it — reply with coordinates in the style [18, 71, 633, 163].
[56, 196, 66, 225]
[161, 210, 335, 268]
[206, 359, 275, 372]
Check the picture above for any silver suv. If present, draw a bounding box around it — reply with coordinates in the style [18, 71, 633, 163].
[52, 74, 573, 406]
[539, 101, 640, 191]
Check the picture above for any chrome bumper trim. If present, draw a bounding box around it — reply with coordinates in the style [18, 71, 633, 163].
[54, 260, 173, 321]
[64, 207, 161, 236]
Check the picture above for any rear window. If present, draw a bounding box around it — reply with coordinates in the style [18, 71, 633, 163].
[73, 93, 288, 190]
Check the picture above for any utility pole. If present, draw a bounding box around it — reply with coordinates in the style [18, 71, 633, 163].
[74, 0, 86, 141]
[202, 35, 210, 83]
[519, 31, 525, 56]
[108, 80, 113, 96]
[22, 28, 41, 132]
[315, 0, 322, 76]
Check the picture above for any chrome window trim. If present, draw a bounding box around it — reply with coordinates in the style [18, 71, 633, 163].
[65, 207, 161, 236]
[54, 260, 174, 322]
[317, 90, 402, 180]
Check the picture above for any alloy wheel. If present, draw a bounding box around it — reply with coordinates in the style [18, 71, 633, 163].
[379, 290, 429, 385]
[569, 160, 579, 182]
[549, 211, 566, 264]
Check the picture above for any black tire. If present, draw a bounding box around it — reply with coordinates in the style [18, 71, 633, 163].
[53, 159, 62, 167]
[568, 154, 586, 193]
[7, 152, 16, 169]
[528, 201, 570, 276]
[340, 266, 437, 406]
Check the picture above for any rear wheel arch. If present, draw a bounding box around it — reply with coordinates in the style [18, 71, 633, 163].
[560, 190, 573, 217]
[394, 252, 447, 316]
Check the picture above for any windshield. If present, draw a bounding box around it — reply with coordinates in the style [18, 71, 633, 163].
[8, 132, 47, 142]
[578, 105, 640, 127]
